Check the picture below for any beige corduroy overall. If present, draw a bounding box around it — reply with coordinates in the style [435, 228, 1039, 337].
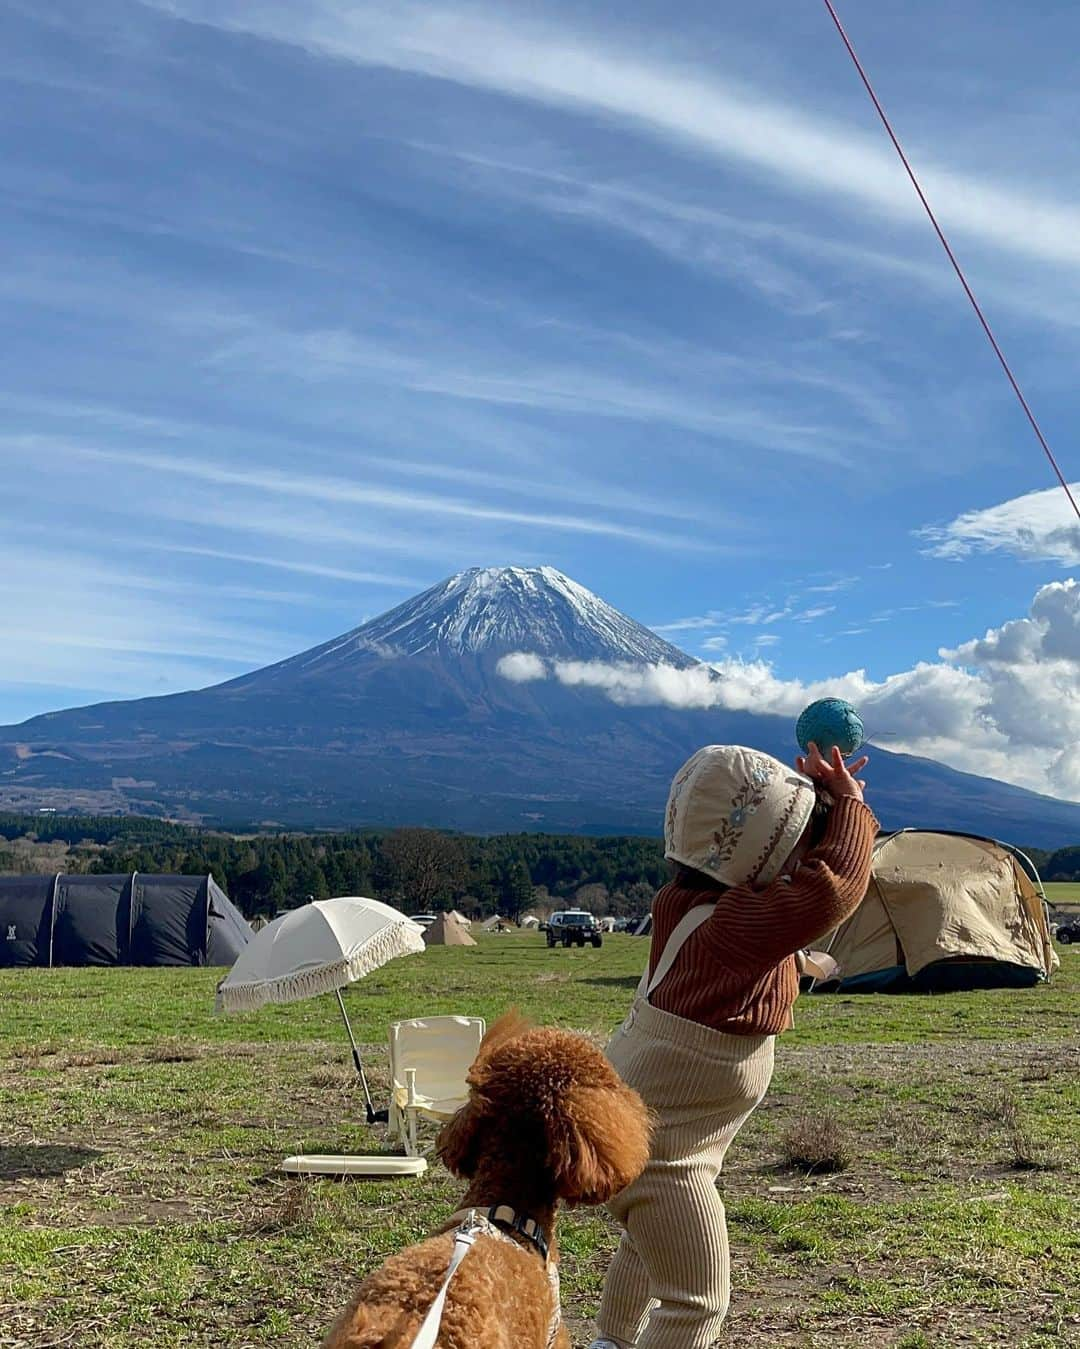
[597, 906, 775, 1349]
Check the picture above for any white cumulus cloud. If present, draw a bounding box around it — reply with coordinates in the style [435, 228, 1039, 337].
[495, 579, 1080, 801]
[551, 660, 723, 708]
[495, 651, 548, 682]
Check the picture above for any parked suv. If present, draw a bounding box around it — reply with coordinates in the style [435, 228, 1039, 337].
[546, 909, 602, 948]
[1055, 918, 1080, 944]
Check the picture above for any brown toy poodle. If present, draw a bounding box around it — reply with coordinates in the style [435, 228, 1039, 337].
[324, 1011, 651, 1349]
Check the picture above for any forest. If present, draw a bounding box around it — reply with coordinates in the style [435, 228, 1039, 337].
[2, 812, 1077, 921]
[0, 813, 667, 920]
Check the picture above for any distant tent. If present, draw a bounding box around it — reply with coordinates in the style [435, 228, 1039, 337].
[0, 873, 250, 969]
[815, 831, 1058, 993]
[481, 915, 507, 931]
[520, 915, 540, 929]
[448, 910, 471, 927]
[422, 913, 477, 947]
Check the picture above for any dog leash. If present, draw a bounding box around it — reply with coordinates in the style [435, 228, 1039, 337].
[410, 1210, 483, 1349]
[411, 1207, 560, 1349]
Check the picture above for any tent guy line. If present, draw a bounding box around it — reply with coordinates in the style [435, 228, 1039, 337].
[822, 0, 1080, 523]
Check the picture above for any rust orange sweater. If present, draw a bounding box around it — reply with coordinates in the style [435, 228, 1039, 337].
[647, 796, 878, 1035]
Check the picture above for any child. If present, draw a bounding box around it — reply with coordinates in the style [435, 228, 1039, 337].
[590, 741, 876, 1349]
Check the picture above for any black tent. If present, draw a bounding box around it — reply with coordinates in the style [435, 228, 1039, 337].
[0, 873, 250, 968]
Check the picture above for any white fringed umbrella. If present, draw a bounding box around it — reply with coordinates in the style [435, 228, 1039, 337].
[216, 896, 425, 1120]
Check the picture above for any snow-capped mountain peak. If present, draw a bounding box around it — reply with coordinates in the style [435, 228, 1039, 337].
[299, 566, 700, 667]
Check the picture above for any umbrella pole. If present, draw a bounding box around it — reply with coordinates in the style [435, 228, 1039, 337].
[335, 988, 388, 1125]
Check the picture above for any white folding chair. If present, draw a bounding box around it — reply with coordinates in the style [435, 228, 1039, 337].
[387, 1015, 486, 1157]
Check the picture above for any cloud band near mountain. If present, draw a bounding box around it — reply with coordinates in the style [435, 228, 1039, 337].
[497, 577, 1080, 803]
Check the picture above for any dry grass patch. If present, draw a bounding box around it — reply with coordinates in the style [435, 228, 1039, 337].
[142, 1041, 205, 1063]
[306, 1067, 357, 1088]
[780, 1113, 852, 1175]
[63, 1049, 125, 1068]
[5, 1040, 63, 1061]
[997, 1087, 1059, 1173]
[251, 1179, 328, 1233]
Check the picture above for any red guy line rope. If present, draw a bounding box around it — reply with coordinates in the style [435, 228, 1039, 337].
[821, 0, 1080, 524]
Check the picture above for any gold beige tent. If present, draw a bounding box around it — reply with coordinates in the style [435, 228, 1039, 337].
[421, 913, 477, 947]
[815, 831, 1058, 993]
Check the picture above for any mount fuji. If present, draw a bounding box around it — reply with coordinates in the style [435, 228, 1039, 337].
[3, 566, 1079, 845]
[240, 565, 699, 677]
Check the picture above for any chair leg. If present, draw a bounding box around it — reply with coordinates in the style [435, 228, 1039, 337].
[404, 1069, 419, 1156]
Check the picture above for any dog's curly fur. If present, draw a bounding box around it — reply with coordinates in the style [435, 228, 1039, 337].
[323, 1011, 651, 1349]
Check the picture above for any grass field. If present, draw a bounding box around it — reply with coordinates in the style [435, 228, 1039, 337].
[2, 934, 1078, 1348]
[1045, 882, 1080, 916]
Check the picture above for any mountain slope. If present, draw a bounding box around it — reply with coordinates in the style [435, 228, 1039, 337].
[272, 564, 698, 665]
[2, 566, 1078, 846]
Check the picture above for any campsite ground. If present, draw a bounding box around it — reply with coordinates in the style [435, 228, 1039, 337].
[1045, 881, 1080, 917]
[1, 935, 1077, 1348]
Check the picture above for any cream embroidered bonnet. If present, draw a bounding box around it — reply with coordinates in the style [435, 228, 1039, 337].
[664, 745, 816, 887]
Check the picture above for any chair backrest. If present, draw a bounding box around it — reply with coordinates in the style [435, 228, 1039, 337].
[388, 1015, 486, 1104]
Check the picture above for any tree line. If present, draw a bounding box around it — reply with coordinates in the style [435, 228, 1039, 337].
[0, 813, 667, 921]
[2, 812, 1078, 922]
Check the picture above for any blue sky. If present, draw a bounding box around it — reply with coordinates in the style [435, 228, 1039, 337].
[4, 1, 1080, 798]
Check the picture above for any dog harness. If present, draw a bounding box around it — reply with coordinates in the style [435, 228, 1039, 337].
[411, 1206, 560, 1349]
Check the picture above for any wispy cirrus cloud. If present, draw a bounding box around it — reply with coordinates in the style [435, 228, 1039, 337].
[147, 1, 1080, 271]
[0, 544, 302, 704]
[652, 614, 725, 635]
[0, 391, 697, 524]
[919, 483, 1080, 565]
[804, 576, 860, 595]
[16, 438, 708, 551]
[399, 137, 1080, 336]
[202, 319, 857, 465]
[650, 580, 965, 666]
[147, 543, 424, 589]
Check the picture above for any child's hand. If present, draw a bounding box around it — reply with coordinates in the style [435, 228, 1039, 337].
[795, 742, 869, 803]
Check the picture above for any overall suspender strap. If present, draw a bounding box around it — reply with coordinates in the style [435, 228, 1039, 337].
[638, 903, 715, 1001]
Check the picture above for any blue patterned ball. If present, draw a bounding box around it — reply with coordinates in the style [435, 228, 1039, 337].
[795, 698, 864, 756]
